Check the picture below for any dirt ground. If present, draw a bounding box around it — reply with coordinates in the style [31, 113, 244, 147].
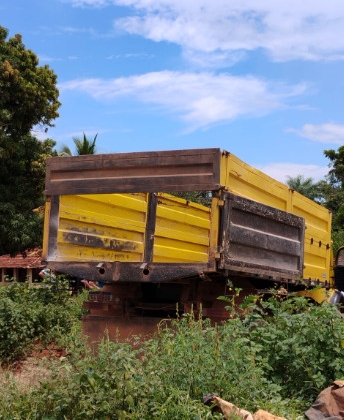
[0, 346, 67, 391]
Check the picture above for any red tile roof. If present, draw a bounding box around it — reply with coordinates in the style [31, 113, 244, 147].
[0, 248, 43, 269]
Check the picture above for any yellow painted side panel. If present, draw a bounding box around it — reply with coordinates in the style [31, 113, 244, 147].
[153, 193, 211, 263]
[290, 192, 332, 281]
[221, 152, 333, 283]
[53, 192, 211, 264]
[291, 192, 331, 233]
[56, 193, 148, 262]
[221, 153, 289, 211]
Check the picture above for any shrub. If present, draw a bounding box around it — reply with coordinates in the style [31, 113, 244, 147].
[0, 278, 85, 364]
[244, 295, 344, 403]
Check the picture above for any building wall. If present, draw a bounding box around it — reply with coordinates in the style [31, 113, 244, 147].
[0, 267, 41, 284]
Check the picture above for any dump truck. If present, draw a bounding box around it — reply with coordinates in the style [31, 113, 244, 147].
[42, 148, 344, 340]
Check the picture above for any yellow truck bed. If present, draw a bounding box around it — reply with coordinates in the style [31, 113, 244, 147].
[42, 148, 333, 288]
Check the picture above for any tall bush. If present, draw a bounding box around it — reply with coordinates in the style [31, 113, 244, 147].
[244, 295, 344, 402]
[0, 279, 85, 364]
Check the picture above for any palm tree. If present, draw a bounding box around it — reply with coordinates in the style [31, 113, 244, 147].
[73, 132, 98, 155]
[59, 132, 98, 156]
[286, 174, 322, 202]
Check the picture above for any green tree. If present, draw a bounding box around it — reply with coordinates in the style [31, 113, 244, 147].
[0, 26, 60, 139]
[324, 145, 344, 187]
[0, 26, 60, 255]
[0, 135, 58, 256]
[60, 132, 98, 156]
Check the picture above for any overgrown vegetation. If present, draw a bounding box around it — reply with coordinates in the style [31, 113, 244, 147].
[0, 277, 85, 364]
[1, 285, 344, 419]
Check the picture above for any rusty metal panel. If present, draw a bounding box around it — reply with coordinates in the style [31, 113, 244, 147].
[219, 193, 305, 280]
[46, 261, 209, 284]
[44, 148, 221, 195]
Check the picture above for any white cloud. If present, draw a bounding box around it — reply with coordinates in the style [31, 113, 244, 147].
[183, 49, 247, 69]
[287, 123, 344, 144]
[107, 52, 154, 59]
[59, 1, 344, 65]
[60, 71, 306, 130]
[257, 162, 329, 183]
[58, 25, 99, 36]
[61, 0, 344, 64]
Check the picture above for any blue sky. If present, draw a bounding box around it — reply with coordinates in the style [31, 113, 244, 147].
[2, 0, 344, 182]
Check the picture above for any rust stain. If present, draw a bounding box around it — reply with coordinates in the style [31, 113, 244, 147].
[63, 231, 138, 251]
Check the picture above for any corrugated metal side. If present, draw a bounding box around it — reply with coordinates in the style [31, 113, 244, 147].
[291, 192, 332, 281]
[153, 193, 211, 263]
[55, 193, 148, 262]
[221, 152, 333, 283]
[221, 152, 289, 211]
[45, 192, 211, 264]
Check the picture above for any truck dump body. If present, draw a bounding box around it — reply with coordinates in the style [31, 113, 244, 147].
[42, 148, 334, 339]
[43, 148, 332, 287]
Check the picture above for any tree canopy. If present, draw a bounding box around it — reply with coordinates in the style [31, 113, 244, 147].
[323, 145, 344, 188]
[0, 27, 60, 140]
[0, 26, 61, 255]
